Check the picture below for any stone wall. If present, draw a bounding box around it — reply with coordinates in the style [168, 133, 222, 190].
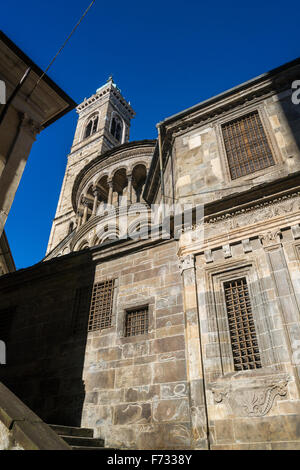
[0, 251, 95, 427]
[157, 87, 300, 209]
[0, 239, 199, 449]
[80, 240, 195, 449]
[1, 218, 300, 448]
[177, 177, 300, 449]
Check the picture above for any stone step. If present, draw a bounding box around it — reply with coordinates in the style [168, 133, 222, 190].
[49, 424, 94, 438]
[62, 435, 105, 448]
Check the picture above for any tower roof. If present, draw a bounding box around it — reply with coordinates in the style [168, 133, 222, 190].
[77, 76, 135, 118]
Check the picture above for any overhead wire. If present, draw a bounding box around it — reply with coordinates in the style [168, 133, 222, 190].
[26, 0, 96, 102]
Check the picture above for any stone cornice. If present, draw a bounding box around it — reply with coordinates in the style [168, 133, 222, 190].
[161, 59, 300, 134]
[177, 186, 300, 259]
[77, 82, 135, 119]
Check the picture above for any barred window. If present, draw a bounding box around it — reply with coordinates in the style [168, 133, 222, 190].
[125, 307, 149, 337]
[0, 307, 14, 342]
[224, 278, 261, 371]
[88, 279, 115, 332]
[222, 111, 275, 179]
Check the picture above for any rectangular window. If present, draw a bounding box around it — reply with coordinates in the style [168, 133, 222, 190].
[88, 279, 114, 332]
[125, 307, 149, 337]
[222, 111, 275, 179]
[224, 278, 261, 370]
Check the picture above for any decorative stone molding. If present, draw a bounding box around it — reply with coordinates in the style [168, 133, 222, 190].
[81, 197, 90, 207]
[178, 254, 195, 274]
[205, 192, 300, 229]
[259, 230, 282, 247]
[204, 249, 213, 264]
[222, 244, 232, 258]
[210, 373, 289, 418]
[291, 224, 300, 240]
[171, 87, 275, 138]
[242, 238, 252, 253]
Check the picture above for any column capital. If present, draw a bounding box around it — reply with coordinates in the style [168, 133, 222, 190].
[92, 186, 99, 197]
[259, 230, 282, 248]
[81, 197, 90, 207]
[178, 253, 195, 274]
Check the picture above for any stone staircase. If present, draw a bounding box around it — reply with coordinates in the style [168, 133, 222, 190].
[49, 424, 106, 450]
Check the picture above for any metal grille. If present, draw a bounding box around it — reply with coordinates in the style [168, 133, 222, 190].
[224, 278, 261, 370]
[125, 307, 149, 337]
[88, 279, 114, 332]
[222, 111, 275, 179]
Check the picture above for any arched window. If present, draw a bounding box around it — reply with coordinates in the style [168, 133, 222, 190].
[84, 115, 99, 139]
[110, 115, 123, 142]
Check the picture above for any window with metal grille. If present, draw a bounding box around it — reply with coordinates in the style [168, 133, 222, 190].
[88, 279, 114, 332]
[224, 278, 261, 370]
[222, 111, 275, 179]
[0, 307, 14, 342]
[125, 307, 149, 337]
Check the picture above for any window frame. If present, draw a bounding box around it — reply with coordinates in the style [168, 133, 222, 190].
[206, 261, 276, 376]
[87, 279, 115, 332]
[215, 104, 282, 184]
[115, 298, 155, 345]
[83, 113, 99, 140]
[124, 305, 149, 338]
[110, 114, 123, 143]
[223, 276, 262, 371]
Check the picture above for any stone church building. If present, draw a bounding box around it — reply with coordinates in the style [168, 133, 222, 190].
[1, 58, 300, 450]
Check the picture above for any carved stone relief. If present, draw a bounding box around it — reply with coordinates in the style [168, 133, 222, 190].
[210, 373, 289, 417]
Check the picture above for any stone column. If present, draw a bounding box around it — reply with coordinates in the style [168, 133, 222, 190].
[179, 253, 209, 450]
[76, 209, 83, 229]
[92, 188, 99, 216]
[82, 198, 89, 225]
[108, 180, 113, 205]
[127, 174, 132, 204]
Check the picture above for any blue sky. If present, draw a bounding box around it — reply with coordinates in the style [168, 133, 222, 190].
[2, 0, 299, 269]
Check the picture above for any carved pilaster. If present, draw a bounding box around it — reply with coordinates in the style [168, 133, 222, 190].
[178, 253, 195, 274]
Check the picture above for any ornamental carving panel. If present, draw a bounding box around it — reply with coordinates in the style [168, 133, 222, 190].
[204, 193, 300, 234]
[210, 373, 289, 417]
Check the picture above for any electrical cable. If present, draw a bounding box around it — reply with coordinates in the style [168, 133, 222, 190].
[26, 0, 96, 101]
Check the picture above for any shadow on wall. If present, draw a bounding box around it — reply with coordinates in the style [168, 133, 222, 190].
[0, 250, 95, 427]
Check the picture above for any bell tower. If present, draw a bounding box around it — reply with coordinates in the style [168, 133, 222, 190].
[46, 77, 135, 254]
